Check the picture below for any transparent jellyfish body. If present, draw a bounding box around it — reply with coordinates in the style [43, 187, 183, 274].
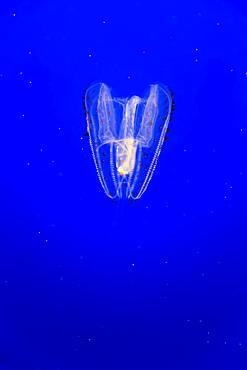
[84, 82, 172, 199]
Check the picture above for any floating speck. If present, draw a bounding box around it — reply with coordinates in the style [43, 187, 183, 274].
[12, 12, 16, 17]
[88, 54, 92, 58]
[28, 50, 32, 55]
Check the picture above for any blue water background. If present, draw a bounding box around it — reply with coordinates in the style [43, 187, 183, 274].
[0, 0, 247, 369]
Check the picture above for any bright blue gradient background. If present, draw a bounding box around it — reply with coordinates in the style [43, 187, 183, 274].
[0, 1, 247, 369]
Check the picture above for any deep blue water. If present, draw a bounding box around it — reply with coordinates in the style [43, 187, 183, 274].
[0, 0, 247, 369]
